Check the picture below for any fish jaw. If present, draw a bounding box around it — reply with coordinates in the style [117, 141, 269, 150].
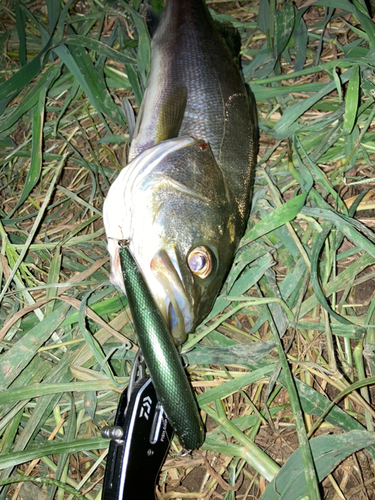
[150, 249, 192, 345]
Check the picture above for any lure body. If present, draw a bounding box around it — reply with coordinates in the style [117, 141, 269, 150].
[119, 243, 204, 450]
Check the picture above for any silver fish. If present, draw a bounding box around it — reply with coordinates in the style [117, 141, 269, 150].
[104, 0, 258, 344]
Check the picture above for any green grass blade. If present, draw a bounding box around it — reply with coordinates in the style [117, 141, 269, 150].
[14, 0, 27, 67]
[202, 403, 280, 481]
[343, 65, 360, 136]
[274, 3, 295, 57]
[0, 65, 60, 134]
[264, 303, 321, 500]
[46, 0, 61, 35]
[186, 341, 275, 366]
[311, 228, 354, 326]
[242, 192, 307, 244]
[11, 87, 46, 213]
[0, 302, 70, 390]
[197, 365, 275, 405]
[0, 39, 53, 114]
[260, 431, 375, 500]
[0, 438, 109, 470]
[302, 206, 375, 258]
[0, 380, 117, 407]
[51, 394, 76, 500]
[272, 69, 352, 139]
[58, 43, 126, 129]
[118, 1, 150, 87]
[0, 157, 65, 301]
[298, 252, 375, 319]
[63, 35, 136, 65]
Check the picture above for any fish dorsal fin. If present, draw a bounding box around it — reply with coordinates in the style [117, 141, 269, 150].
[155, 85, 187, 143]
[143, 3, 163, 37]
[213, 20, 241, 64]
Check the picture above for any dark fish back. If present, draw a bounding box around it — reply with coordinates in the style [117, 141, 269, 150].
[130, 0, 257, 231]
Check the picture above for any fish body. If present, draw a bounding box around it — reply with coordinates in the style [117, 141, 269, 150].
[104, 0, 258, 343]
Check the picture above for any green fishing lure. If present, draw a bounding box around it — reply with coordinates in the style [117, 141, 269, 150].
[118, 241, 204, 450]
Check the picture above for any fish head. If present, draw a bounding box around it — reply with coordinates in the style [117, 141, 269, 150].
[103, 137, 240, 345]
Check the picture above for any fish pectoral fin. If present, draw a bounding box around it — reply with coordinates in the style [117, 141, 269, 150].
[144, 4, 162, 37]
[155, 85, 188, 143]
[120, 99, 136, 141]
[213, 20, 241, 64]
[132, 87, 148, 142]
[161, 174, 212, 203]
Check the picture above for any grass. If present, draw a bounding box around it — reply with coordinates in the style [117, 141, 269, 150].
[1, 0, 375, 498]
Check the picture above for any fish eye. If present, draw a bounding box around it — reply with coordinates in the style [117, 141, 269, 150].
[187, 246, 213, 279]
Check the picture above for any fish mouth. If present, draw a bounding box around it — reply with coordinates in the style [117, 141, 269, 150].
[150, 249, 192, 346]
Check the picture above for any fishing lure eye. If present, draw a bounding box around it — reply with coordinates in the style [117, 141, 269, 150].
[187, 246, 213, 279]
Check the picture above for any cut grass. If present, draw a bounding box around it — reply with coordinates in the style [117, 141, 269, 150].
[1, 0, 375, 499]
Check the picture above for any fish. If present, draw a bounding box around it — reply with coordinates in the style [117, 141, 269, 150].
[103, 0, 258, 345]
